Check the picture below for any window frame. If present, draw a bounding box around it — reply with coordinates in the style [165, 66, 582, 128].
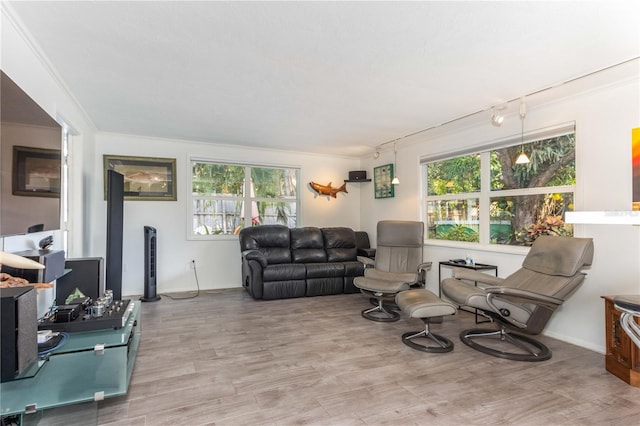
[421, 122, 576, 248]
[188, 158, 300, 240]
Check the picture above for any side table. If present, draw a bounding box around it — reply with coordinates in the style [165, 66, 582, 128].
[438, 261, 498, 323]
[601, 295, 640, 387]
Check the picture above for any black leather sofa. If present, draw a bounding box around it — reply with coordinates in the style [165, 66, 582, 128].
[239, 225, 365, 300]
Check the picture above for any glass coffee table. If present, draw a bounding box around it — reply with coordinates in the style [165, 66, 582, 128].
[0, 301, 140, 421]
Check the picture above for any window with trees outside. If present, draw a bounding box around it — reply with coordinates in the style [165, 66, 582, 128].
[423, 125, 575, 246]
[191, 160, 299, 237]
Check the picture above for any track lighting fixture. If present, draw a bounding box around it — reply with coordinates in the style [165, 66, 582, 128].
[373, 149, 380, 159]
[515, 98, 530, 165]
[490, 107, 504, 127]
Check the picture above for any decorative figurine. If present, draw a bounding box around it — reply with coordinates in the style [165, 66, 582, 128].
[309, 181, 348, 198]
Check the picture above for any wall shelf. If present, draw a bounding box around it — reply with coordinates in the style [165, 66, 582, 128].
[344, 179, 371, 183]
[566, 211, 640, 225]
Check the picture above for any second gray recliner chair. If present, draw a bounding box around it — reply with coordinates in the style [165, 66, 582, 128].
[441, 235, 594, 361]
[354, 220, 431, 322]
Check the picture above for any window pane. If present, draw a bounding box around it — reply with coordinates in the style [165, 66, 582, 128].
[251, 167, 297, 198]
[192, 198, 243, 235]
[426, 199, 479, 242]
[256, 201, 297, 227]
[190, 161, 300, 237]
[426, 154, 480, 195]
[192, 163, 245, 195]
[490, 192, 574, 245]
[491, 134, 575, 190]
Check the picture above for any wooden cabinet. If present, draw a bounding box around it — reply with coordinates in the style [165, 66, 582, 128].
[602, 295, 640, 387]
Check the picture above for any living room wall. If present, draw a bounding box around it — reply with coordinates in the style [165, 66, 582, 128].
[357, 61, 640, 353]
[1, 4, 97, 256]
[92, 132, 362, 297]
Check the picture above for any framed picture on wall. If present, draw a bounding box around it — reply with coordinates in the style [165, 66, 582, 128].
[374, 164, 394, 199]
[633, 127, 640, 211]
[103, 154, 177, 201]
[12, 146, 61, 197]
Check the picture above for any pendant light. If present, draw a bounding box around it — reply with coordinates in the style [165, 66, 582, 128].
[391, 142, 400, 185]
[515, 98, 530, 165]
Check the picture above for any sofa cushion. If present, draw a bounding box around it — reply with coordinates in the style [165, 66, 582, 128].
[239, 225, 291, 264]
[342, 260, 365, 277]
[263, 280, 306, 300]
[263, 263, 306, 281]
[305, 263, 344, 278]
[291, 227, 327, 263]
[322, 227, 357, 262]
[306, 277, 344, 296]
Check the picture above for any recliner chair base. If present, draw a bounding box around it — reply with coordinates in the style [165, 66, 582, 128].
[361, 299, 400, 322]
[460, 327, 551, 362]
[359, 289, 401, 322]
[402, 323, 454, 353]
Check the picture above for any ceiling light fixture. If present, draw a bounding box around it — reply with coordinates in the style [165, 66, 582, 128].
[515, 98, 531, 165]
[391, 142, 400, 185]
[490, 107, 504, 127]
[373, 150, 380, 159]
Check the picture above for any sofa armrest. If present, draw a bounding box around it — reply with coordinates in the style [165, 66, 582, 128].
[417, 262, 432, 273]
[485, 286, 564, 309]
[452, 269, 504, 286]
[242, 250, 267, 267]
[357, 256, 375, 268]
[415, 261, 432, 287]
[484, 286, 564, 329]
[357, 247, 376, 258]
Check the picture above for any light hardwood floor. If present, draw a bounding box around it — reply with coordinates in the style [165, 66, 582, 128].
[89, 289, 640, 426]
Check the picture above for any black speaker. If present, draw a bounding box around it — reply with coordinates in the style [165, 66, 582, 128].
[348, 170, 367, 181]
[1, 249, 65, 283]
[106, 169, 124, 300]
[1, 287, 37, 382]
[56, 257, 105, 303]
[141, 225, 160, 302]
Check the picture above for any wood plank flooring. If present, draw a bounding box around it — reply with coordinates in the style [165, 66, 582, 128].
[53, 289, 640, 425]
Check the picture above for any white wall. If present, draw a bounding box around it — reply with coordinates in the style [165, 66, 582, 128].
[1, 4, 97, 256]
[92, 133, 362, 297]
[358, 64, 640, 353]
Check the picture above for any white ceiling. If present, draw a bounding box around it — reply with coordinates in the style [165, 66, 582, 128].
[6, 1, 640, 157]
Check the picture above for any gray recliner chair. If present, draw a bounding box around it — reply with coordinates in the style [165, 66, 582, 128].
[441, 235, 594, 361]
[354, 221, 431, 322]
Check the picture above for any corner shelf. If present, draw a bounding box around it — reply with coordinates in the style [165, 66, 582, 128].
[344, 179, 371, 183]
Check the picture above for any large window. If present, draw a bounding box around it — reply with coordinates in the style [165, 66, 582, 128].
[191, 160, 299, 237]
[423, 126, 575, 246]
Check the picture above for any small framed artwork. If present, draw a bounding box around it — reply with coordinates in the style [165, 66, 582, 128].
[374, 164, 394, 198]
[633, 127, 640, 211]
[103, 155, 177, 201]
[12, 146, 61, 197]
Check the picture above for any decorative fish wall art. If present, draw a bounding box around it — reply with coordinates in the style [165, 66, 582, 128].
[309, 181, 348, 198]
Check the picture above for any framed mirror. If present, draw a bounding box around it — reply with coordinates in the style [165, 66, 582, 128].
[1, 71, 62, 236]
